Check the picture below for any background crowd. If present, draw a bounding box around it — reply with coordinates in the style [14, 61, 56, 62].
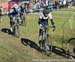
[0, 0, 75, 14]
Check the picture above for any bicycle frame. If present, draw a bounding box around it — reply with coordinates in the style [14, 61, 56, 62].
[42, 27, 49, 45]
[41, 26, 54, 47]
[40, 26, 50, 52]
[39, 25, 55, 56]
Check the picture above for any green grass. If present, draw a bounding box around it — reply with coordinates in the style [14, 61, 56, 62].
[0, 8, 75, 62]
[0, 0, 7, 2]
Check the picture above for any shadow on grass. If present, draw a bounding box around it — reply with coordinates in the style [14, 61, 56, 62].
[21, 38, 42, 52]
[51, 46, 69, 58]
[1, 28, 13, 35]
[21, 38, 75, 58]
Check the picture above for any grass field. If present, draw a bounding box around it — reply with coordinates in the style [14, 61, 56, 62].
[0, 0, 7, 2]
[0, 8, 75, 62]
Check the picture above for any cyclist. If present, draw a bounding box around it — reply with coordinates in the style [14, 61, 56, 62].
[19, 3, 26, 25]
[19, 3, 25, 14]
[38, 6, 56, 49]
[8, 4, 21, 32]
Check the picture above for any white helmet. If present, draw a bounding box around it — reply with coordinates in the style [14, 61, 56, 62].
[13, 4, 18, 9]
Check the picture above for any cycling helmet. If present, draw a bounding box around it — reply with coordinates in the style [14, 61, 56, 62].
[13, 4, 18, 9]
[43, 6, 50, 14]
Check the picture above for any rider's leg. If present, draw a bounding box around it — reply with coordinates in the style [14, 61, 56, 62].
[9, 16, 14, 32]
[39, 23, 43, 40]
[39, 29, 43, 40]
[45, 27, 49, 45]
[20, 13, 23, 24]
[39, 28, 43, 49]
[10, 21, 14, 32]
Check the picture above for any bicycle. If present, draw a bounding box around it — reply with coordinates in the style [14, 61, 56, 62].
[66, 38, 75, 59]
[12, 15, 20, 38]
[39, 25, 55, 56]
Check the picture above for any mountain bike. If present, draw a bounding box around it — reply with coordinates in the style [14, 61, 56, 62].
[39, 25, 55, 56]
[67, 38, 75, 59]
[12, 15, 20, 38]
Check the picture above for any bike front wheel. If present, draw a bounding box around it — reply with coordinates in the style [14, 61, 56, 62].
[13, 25, 20, 38]
[67, 38, 75, 57]
[44, 34, 52, 56]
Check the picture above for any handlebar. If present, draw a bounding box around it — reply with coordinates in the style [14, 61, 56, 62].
[39, 24, 56, 32]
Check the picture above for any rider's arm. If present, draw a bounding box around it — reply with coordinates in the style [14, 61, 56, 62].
[17, 7, 21, 14]
[38, 13, 43, 24]
[9, 9, 14, 14]
[48, 13, 55, 26]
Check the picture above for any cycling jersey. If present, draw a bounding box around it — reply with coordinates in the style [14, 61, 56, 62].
[39, 12, 53, 24]
[9, 7, 21, 16]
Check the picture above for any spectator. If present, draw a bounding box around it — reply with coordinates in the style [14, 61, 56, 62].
[54, 0, 59, 10]
[8, 1, 14, 11]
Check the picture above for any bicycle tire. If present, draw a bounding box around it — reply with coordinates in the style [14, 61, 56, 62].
[15, 25, 19, 38]
[67, 38, 75, 56]
[13, 24, 19, 38]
